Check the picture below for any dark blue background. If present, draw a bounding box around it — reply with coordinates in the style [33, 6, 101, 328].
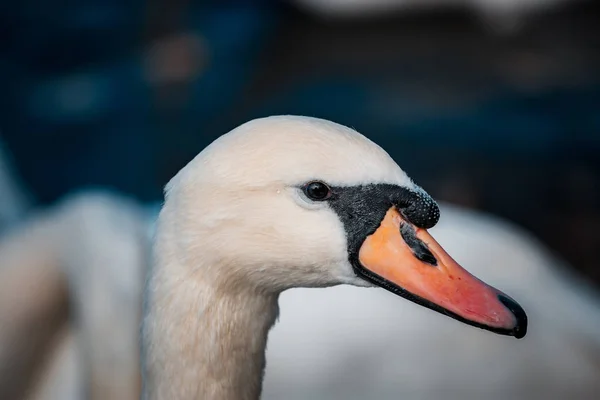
[1, 1, 598, 284]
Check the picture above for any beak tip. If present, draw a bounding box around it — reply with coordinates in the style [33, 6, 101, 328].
[497, 293, 528, 339]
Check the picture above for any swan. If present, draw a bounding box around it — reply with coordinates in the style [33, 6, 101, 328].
[0, 192, 147, 400]
[141, 115, 527, 399]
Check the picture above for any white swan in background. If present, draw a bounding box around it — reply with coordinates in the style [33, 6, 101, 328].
[141, 116, 526, 399]
[0, 192, 147, 400]
[291, 0, 577, 31]
[293, 0, 575, 16]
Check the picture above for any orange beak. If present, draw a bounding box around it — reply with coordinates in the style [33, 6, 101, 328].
[358, 207, 527, 338]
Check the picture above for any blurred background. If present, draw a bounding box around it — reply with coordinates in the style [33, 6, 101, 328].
[0, 0, 599, 399]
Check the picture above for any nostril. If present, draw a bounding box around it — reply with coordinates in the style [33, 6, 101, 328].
[498, 293, 528, 339]
[399, 222, 437, 266]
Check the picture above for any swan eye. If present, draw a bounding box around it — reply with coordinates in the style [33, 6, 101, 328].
[303, 181, 332, 201]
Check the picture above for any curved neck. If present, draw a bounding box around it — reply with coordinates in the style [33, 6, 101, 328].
[142, 261, 279, 400]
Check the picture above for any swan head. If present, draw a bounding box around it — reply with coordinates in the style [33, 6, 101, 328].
[159, 115, 527, 339]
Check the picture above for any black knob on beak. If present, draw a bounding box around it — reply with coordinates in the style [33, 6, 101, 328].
[398, 189, 440, 229]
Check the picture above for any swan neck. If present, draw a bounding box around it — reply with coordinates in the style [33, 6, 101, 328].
[142, 264, 279, 400]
